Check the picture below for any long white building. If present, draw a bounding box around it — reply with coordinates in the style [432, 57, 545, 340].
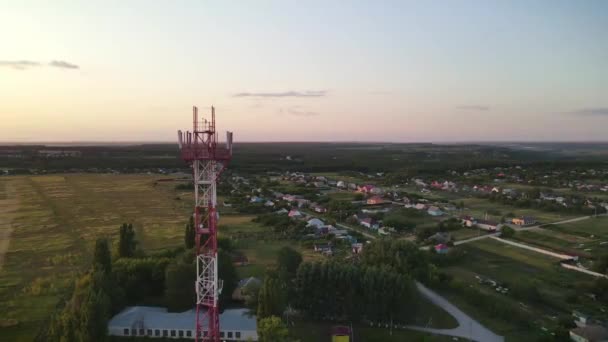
[108, 306, 258, 341]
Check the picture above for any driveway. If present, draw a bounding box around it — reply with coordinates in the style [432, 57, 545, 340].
[407, 282, 504, 342]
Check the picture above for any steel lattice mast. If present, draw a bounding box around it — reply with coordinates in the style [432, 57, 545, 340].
[178, 106, 233, 342]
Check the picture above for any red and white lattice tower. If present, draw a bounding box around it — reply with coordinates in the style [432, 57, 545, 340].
[178, 106, 233, 342]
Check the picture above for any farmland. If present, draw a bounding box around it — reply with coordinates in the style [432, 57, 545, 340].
[0, 174, 192, 340]
[440, 238, 604, 341]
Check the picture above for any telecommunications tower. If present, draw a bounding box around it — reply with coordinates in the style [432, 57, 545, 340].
[178, 106, 233, 341]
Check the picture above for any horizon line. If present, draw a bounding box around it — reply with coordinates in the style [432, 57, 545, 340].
[2, 139, 608, 146]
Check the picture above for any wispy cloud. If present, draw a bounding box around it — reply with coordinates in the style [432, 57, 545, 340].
[0, 60, 41, 70]
[456, 105, 490, 111]
[0, 59, 79, 70]
[234, 90, 326, 98]
[369, 91, 393, 95]
[278, 106, 320, 117]
[568, 107, 608, 116]
[49, 60, 79, 69]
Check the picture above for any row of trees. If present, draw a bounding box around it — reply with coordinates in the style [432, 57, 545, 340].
[294, 261, 418, 323]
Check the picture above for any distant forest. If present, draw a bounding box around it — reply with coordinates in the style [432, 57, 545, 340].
[2, 142, 608, 175]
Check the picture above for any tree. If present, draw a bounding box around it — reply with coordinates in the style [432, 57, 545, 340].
[500, 226, 515, 238]
[257, 273, 287, 319]
[118, 223, 136, 258]
[258, 316, 290, 342]
[218, 249, 238, 306]
[93, 238, 112, 274]
[277, 247, 302, 283]
[165, 262, 195, 311]
[185, 216, 195, 249]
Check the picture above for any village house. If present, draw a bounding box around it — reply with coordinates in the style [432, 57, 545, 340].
[512, 216, 536, 226]
[434, 243, 449, 254]
[311, 203, 327, 213]
[337, 180, 346, 188]
[413, 178, 427, 187]
[415, 203, 428, 211]
[275, 208, 288, 215]
[314, 243, 333, 255]
[569, 325, 608, 342]
[295, 198, 311, 208]
[475, 219, 502, 232]
[288, 209, 303, 218]
[354, 214, 379, 230]
[429, 232, 452, 244]
[370, 187, 384, 195]
[430, 181, 443, 190]
[351, 243, 364, 254]
[460, 215, 476, 227]
[282, 194, 297, 202]
[427, 206, 444, 216]
[357, 184, 375, 193]
[306, 218, 325, 229]
[366, 195, 384, 205]
[249, 196, 263, 203]
[264, 200, 275, 207]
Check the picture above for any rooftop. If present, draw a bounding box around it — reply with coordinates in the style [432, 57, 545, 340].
[108, 306, 256, 332]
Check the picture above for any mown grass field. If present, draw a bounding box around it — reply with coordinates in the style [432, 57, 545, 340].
[0, 174, 193, 341]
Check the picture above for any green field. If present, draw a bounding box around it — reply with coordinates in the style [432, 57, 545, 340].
[461, 197, 576, 223]
[511, 229, 594, 258]
[546, 216, 608, 238]
[442, 238, 603, 340]
[541, 216, 608, 259]
[0, 174, 192, 340]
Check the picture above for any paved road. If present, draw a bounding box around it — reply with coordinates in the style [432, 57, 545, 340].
[327, 216, 504, 341]
[407, 282, 504, 342]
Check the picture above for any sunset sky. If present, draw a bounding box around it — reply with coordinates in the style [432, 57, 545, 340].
[1, 1, 607, 142]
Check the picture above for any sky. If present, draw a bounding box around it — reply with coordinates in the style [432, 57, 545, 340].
[1, 0, 607, 142]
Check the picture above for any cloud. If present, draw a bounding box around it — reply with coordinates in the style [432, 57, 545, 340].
[278, 106, 320, 117]
[234, 90, 326, 98]
[569, 108, 608, 116]
[0, 59, 79, 70]
[456, 105, 490, 111]
[49, 60, 79, 69]
[0, 60, 41, 70]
